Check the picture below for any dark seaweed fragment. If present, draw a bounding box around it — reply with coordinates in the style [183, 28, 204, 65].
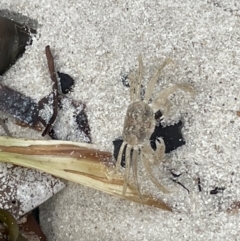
[113, 119, 185, 167]
[58, 71, 75, 94]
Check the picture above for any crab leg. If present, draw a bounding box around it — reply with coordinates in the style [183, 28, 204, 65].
[128, 72, 136, 102]
[141, 141, 169, 194]
[115, 141, 127, 172]
[122, 145, 132, 196]
[150, 83, 194, 113]
[135, 54, 143, 101]
[128, 54, 144, 102]
[131, 147, 143, 199]
[144, 59, 172, 103]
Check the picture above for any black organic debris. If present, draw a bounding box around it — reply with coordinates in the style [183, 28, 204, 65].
[210, 187, 225, 195]
[150, 120, 185, 153]
[197, 177, 202, 192]
[170, 178, 189, 194]
[170, 171, 182, 178]
[58, 71, 75, 94]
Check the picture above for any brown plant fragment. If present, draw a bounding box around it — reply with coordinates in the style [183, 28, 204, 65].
[19, 213, 47, 241]
[42, 46, 58, 136]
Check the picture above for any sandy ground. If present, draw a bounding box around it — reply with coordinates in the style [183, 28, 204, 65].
[1, 0, 240, 240]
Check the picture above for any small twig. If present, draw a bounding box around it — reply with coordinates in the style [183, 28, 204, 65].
[210, 187, 225, 195]
[0, 118, 12, 137]
[170, 171, 189, 194]
[197, 177, 202, 192]
[170, 171, 182, 178]
[171, 178, 190, 194]
[42, 46, 59, 136]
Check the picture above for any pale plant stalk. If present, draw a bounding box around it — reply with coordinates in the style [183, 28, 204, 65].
[0, 136, 171, 211]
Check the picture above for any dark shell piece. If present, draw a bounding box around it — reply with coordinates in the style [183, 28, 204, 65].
[0, 16, 36, 75]
[57, 71, 75, 94]
[0, 83, 53, 130]
[0, 83, 39, 126]
[113, 120, 185, 167]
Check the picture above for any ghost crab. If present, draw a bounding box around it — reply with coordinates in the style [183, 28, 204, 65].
[115, 54, 194, 197]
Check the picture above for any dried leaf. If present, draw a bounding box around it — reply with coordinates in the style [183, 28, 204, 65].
[0, 137, 172, 211]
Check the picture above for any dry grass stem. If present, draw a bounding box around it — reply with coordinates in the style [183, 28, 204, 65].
[0, 136, 171, 211]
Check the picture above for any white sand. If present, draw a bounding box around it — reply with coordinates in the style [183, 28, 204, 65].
[1, 0, 240, 240]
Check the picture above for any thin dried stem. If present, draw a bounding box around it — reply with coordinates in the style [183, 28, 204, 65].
[42, 46, 59, 136]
